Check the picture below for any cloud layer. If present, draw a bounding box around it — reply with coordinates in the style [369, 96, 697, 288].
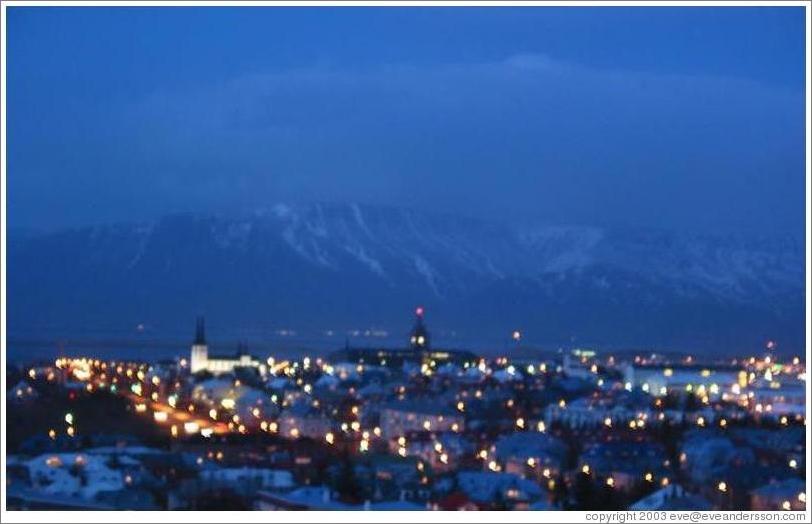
[10, 53, 806, 233]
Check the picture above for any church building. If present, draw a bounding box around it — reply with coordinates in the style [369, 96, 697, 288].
[189, 317, 261, 375]
[328, 307, 477, 368]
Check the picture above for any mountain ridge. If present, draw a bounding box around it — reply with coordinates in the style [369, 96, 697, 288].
[7, 202, 805, 354]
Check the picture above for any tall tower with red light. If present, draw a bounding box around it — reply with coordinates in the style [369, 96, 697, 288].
[409, 306, 430, 353]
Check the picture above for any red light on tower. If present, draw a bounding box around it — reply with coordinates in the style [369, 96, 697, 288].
[415, 306, 424, 317]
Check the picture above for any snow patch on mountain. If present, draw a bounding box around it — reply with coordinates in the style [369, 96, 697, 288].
[344, 244, 386, 278]
[413, 255, 442, 297]
[126, 223, 155, 270]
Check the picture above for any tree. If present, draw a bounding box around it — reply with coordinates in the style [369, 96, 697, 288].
[551, 475, 568, 508]
[193, 369, 214, 382]
[491, 488, 508, 510]
[573, 472, 596, 510]
[330, 452, 364, 504]
[194, 489, 250, 510]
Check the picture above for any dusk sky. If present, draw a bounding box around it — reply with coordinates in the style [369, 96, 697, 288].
[7, 7, 807, 235]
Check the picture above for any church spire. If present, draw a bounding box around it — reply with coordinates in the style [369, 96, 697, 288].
[409, 306, 430, 351]
[194, 316, 206, 345]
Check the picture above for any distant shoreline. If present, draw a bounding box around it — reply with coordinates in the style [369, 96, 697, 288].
[4, 334, 782, 367]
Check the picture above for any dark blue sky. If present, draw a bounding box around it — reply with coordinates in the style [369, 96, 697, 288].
[7, 7, 807, 234]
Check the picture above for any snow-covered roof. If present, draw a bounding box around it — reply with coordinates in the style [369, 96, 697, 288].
[492, 369, 521, 383]
[200, 467, 294, 489]
[25, 453, 125, 500]
[315, 374, 340, 389]
[260, 487, 426, 510]
[494, 432, 566, 463]
[457, 471, 542, 503]
[751, 478, 806, 499]
[8, 380, 38, 400]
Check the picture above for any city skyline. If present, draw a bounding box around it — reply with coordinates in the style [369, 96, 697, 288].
[2, 1, 809, 518]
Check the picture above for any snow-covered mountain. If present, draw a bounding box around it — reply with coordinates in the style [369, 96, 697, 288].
[7, 203, 805, 353]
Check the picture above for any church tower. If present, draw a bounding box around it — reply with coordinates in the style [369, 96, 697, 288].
[409, 306, 430, 353]
[190, 316, 208, 373]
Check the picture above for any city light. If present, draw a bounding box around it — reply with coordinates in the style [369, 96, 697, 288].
[12, 311, 807, 512]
